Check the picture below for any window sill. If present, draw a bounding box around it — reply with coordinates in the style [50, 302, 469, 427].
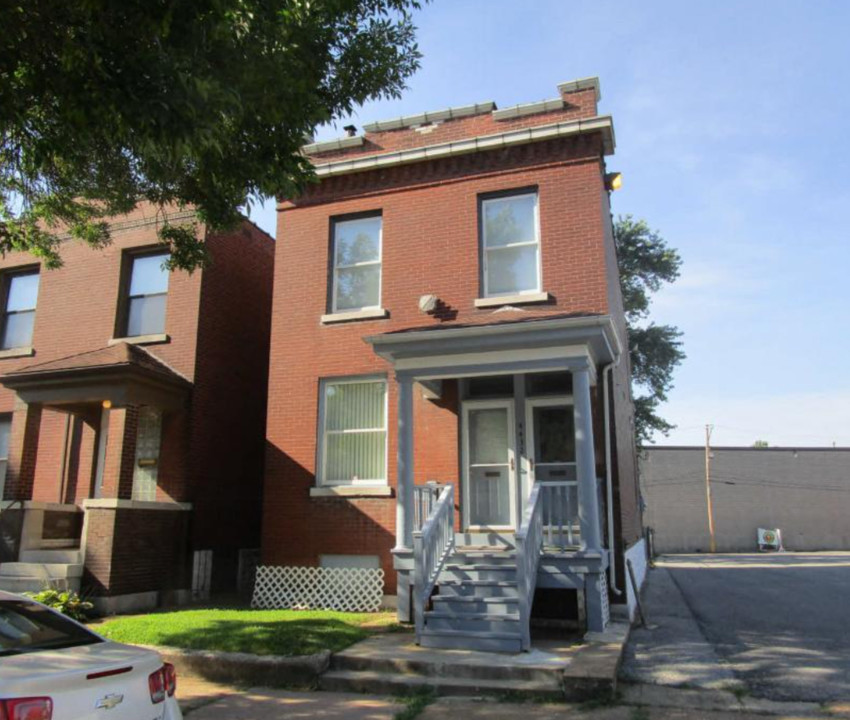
[109, 333, 170, 346]
[310, 486, 393, 498]
[82, 499, 192, 511]
[474, 292, 551, 308]
[321, 308, 388, 324]
[0, 346, 34, 359]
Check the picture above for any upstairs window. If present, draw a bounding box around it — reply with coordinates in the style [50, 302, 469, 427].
[331, 215, 382, 313]
[319, 377, 387, 486]
[480, 191, 541, 297]
[1, 270, 39, 349]
[124, 251, 170, 337]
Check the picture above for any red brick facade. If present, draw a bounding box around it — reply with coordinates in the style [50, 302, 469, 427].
[0, 205, 274, 599]
[263, 81, 641, 598]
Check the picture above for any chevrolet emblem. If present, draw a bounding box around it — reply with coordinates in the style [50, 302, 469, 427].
[95, 694, 124, 710]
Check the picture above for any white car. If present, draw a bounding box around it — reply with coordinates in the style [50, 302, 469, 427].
[0, 591, 182, 719]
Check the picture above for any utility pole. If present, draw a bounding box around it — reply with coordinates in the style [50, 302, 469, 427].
[705, 424, 716, 553]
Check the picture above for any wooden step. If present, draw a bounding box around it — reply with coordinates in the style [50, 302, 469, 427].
[436, 580, 520, 598]
[432, 595, 519, 615]
[424, 610, 520, 634]
[418, 629, 523, 653]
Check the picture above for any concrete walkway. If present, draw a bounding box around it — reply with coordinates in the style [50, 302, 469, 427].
[179, 676, 403, 719]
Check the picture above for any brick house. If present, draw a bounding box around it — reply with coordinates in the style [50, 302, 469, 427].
[0, 204, 274, 613]
[264, 77, 645, 649]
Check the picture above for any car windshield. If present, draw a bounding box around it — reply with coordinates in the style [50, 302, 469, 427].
[0, 600, 102, 656]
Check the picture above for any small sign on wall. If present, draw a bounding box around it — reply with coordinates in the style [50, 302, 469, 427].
[757, 528, 783, 552]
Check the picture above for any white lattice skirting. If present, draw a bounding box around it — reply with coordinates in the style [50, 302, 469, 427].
[251, 565, 385, 612]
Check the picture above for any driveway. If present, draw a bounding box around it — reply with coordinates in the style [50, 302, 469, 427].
[621, 553, 850, 702]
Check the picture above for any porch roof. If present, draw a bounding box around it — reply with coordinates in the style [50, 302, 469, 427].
[0, 343, 191, 409]
[365, 313, 622, 383]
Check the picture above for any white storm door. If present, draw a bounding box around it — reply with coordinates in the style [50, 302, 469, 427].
[462, 399, 517, 530]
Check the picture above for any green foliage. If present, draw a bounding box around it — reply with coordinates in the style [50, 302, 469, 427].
[614, 215, 685, 446]
[26, 588, 93, 622]
[394, 688, 436, 720]
[96, 607, 399, 656]
[1, 0, 424, 270]
[752, 439, 769, 448]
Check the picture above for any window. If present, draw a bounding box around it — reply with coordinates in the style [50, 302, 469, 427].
[0, 599, 102, 656]
[319, 378, 387, 486]
[480, 191, 541, 297]
[331, 215, 382, 313]
[124, 251, 170, 337]
[132, 406, 162, 501]
[1, 270, 39, 349]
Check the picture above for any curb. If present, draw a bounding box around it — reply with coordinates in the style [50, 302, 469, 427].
[140, 644, 331, 688]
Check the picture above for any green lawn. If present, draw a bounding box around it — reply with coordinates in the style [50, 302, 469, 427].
[95, 608, 400, 656]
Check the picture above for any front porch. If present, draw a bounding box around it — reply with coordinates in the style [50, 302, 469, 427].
[366, 314, 623, 651]
[0, 343, 194, 611]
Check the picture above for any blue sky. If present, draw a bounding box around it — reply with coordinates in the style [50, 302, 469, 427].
[250, 1, 850, 447]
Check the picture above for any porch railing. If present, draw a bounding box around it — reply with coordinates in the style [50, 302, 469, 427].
[515, 482, 543, 651]
[413, 482, 444, 533]
[540, 480, 580, 552]
[412, 484, 455, 643]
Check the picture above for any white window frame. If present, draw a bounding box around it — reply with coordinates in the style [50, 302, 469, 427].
[317, 376, 388, 487]
[481, 191, 542, 298]
[1, 269, 40, 350]
[331, 215, 383, 314]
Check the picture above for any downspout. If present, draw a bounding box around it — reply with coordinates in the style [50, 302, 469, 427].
[603, 362, 622, 596]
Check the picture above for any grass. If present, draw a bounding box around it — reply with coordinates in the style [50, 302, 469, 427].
[94, 607, 399, 657]
[394, 688, 436, 720]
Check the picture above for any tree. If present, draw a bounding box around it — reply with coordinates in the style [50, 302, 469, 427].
[752, 440, 769, 448]
[614, 215, 685, 446]
[1, 0, 423, 271]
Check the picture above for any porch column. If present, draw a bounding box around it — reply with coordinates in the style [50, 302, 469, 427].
[395, 375, 414, 551]
[4, 399, 42, 501]
[573, 366, 602, 552]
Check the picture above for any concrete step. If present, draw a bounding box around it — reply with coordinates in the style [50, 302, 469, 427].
[19, 549, 82, 564]
[319, 668, 561, 699]
[439, 564, 517, 582]
[418, 629, 523, 653]
[0, 562, 83, 579]
[436, 580, 519, 598]
[432, 595, 519, 615]
[424, 610, 520, 634]
[330, 644, 558, 684]
[0, 576, 80, 594]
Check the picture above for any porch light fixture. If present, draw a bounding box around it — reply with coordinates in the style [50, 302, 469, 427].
[102, 400, 112, 409]
[605, 172, 623, 191]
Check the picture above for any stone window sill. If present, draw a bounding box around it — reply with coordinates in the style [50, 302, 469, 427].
[109, 333, 170, 346]
[310, 486, 393, 498]
[82, 499, 192, 511]
[474, 292, 551, 308]
[0, 346, 34, 359]
[321, 308, 388, 325]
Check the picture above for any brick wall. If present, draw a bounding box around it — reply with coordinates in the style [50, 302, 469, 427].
[83, 507, 191, 597]
[188, 222, 275, 590]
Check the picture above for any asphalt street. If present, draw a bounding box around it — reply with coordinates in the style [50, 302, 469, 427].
[621, 553, 850, 702]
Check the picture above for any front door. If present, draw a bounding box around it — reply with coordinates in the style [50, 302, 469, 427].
[525, 397, 579, 543]
[462, 399, 517, 530]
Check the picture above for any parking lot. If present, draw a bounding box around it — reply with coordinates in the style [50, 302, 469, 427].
[621, 553, 850, 702]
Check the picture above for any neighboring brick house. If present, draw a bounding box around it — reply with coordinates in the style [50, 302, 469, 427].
[0, 204, 274, 612]
[264, 77, 645, 649]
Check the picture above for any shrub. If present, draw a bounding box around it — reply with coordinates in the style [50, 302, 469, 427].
[26, 589, 93, 622]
